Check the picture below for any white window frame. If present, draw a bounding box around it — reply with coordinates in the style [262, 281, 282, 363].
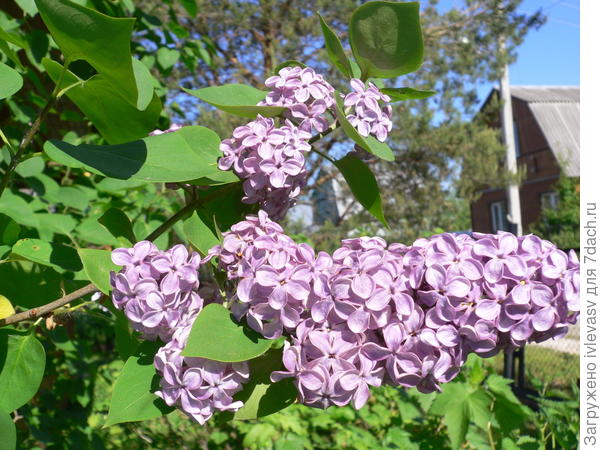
[541, 191, 559, 210]
[490, 200, 508, 233]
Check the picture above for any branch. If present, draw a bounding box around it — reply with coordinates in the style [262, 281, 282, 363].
[0, 183, 241, 328]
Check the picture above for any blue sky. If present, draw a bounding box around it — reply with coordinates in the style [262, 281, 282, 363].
[435, 0, 580, 108]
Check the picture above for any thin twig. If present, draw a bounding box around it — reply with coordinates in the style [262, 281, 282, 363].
[0, 60, 71, 198]
[0, 183, 240, 328]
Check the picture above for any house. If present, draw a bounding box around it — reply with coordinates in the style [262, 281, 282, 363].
[470, 86, 580, 234]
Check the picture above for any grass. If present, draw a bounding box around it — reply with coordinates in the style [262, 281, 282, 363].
[488, 346, 579, 391]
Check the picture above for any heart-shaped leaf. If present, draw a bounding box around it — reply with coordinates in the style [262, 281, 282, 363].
[0, 330, 46, 412]
[43, 58, 161, 144]
[78, 248, 120, 295]
[182, 304, 273, 362]
[184, 84, 286, 118]
[44, 126, 226, 183]
[349, 1, 424, 79]
[232, 349, 297, 420]
[105, 342, 173, 426]
[12, 239, 82, 273]
[35, 0, 153, 110]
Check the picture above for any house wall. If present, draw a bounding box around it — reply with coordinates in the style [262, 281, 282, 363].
[471, 97, 561, 233]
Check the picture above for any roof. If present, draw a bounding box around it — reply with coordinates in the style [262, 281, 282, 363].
[483, 86, 580, 177]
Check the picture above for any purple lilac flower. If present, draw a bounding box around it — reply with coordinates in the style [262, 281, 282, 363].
[261, 66, 335, 133]
[110, 242, 203, 341]
[154, 319, 249, 425]
[218, 116, 311, 218]
[149, 123, 183, 136]
[343, 79, 393, 142]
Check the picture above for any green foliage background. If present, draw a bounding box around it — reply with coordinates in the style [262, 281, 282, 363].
[0, 1, 578, 449]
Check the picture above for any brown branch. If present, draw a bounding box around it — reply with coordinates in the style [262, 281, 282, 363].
[0, 284, 97, 327]
[0, 183, 241, 328]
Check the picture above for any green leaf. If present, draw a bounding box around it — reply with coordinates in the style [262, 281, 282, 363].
[35, 213, 77, 239]
[0, 29, 25, 70]
[184, 84, 286, 118]
[14, 0, 37, 16]
[334, 92, 394, 161]
[98, 208, 136, 246]
[157, 47, 179, 70]
[15, 156, 45, 178]
[78, 249, 119, 295]
[180, 0, 198, 17]
[273, 60, 306, 74]
[0, 214, 20, 246]
[430, 383, 492, 450]
[11, 238, 82, 273]
[105, 343, 173, 426]
[318, 14, 352, 77]
[0, 62, 23, 100]
[183, 211, 220, 256]
[486, 374, 532, 432]
[0, 331, 46, 412]
[182, 303, 273, 362]
[232, 349, 297, 420]
[349, 1, 424, 79]
[0, 192, 38, 229]
[35, 0, 153, 110]
[334, 154, 388, 227]
[44, 126, 226, 183]
[0, 412, 16, 450]
[380, 87, 435, 102]
[43, 58, 161, 144]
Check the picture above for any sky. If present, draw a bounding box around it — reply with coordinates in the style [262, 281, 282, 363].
[436, 0, 580, 108]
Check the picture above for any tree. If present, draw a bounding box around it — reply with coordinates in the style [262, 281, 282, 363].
[530, 174, 580, 251]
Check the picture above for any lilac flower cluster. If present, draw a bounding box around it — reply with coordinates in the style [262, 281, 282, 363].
[343, 79, 393, 142]
[208, 213, 579, 408]
[260, 66, 335, 134]
[154, 318, 249, 425]
[218, 116, 312, 218]
[110, 241, 203, 342]
[217, 67, 394, 218]
[110, 242, 250, 424]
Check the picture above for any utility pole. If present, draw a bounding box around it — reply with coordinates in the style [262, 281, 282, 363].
[499, 42, 523, 236]
[499, 34, 525, 388]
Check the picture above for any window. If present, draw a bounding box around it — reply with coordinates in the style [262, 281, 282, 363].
[513, 121, 521, 158]
[490, 200, 508, 233]
[541, 191, 559, 210]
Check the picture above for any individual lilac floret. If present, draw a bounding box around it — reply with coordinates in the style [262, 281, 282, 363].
[343, 79, 393, 142]
[260, 66, 335, 133]
[218, 116, 311, 219]
[149, 123, 183, 136]
[110, 241, 203, 342]
[154, 320, 249, 425]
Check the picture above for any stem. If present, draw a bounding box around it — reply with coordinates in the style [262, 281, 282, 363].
[312, 147, 336, 164]
[308, 122, 337, 145]
[0, 182, 240, 328]
[0, 284, 97, 327]
[486, 421, 496, 450]
[0, 60, 71, 199]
